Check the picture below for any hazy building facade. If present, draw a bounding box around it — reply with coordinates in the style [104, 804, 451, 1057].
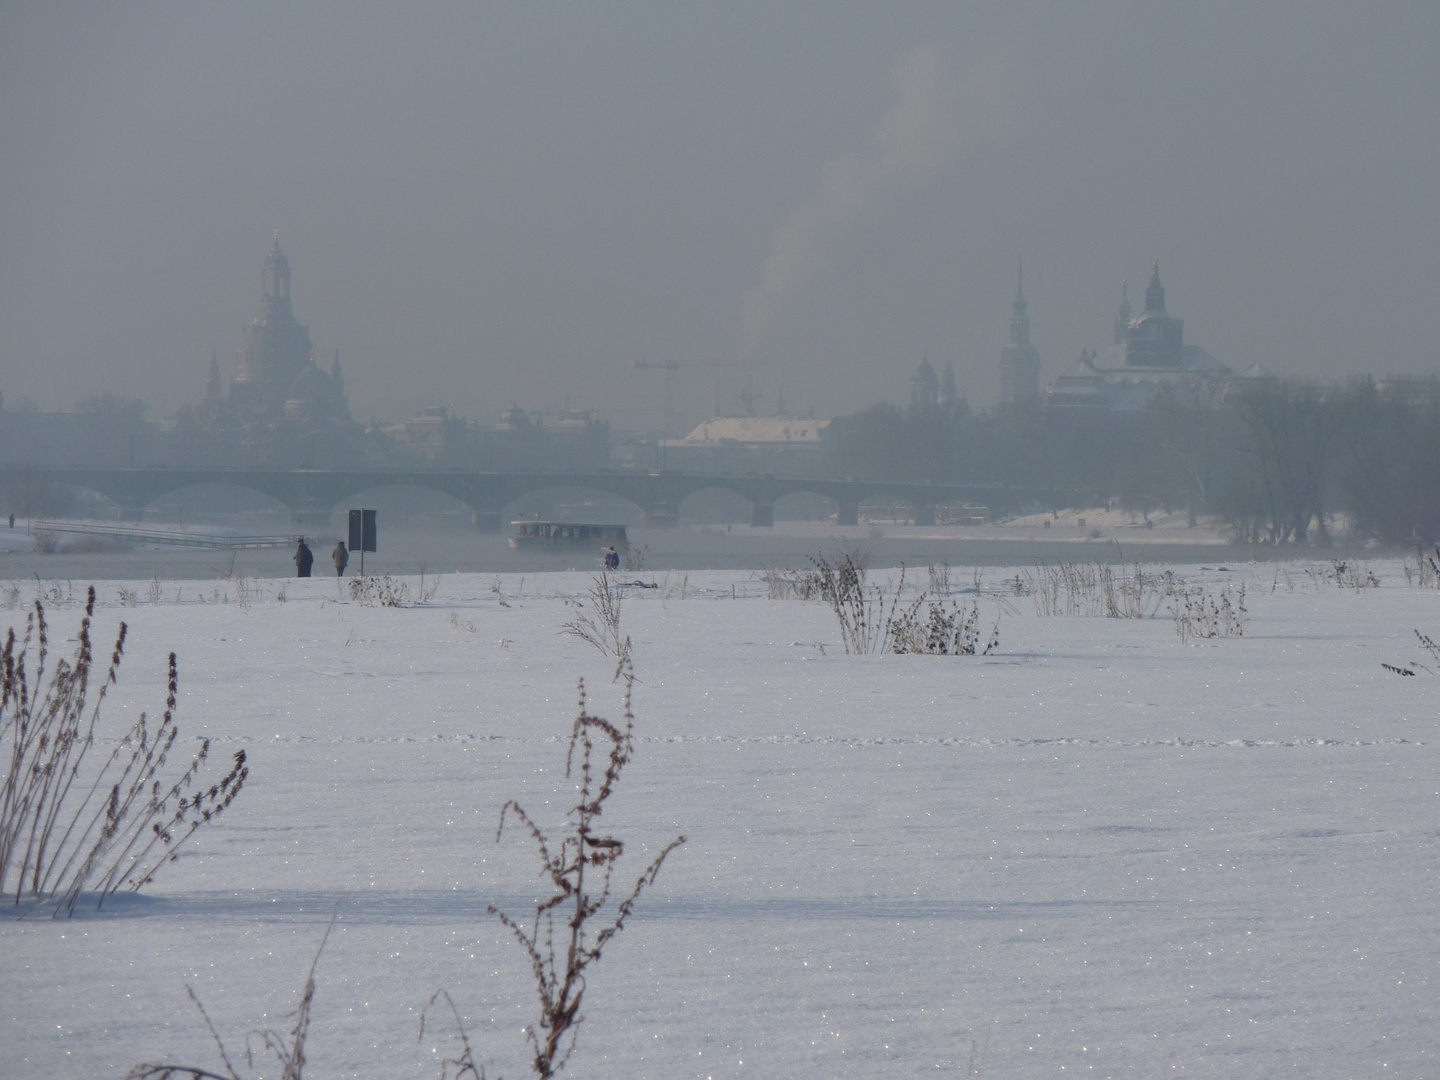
[910, 358, 939, 410]
[660, 416, 830, 476]
[1045, 262, 1230, 410]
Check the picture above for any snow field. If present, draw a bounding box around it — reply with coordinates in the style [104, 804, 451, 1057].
[2, 563, 1438, 1078]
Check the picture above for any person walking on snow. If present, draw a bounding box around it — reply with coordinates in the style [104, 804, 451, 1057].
[293, 537, 314, 577]
[604, 545, 620, 570]
[332, 540, 349, 577]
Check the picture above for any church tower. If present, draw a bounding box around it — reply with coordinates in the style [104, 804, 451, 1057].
[230, 234, 317, 421]
[999, 261, 1041, 405]
[1122, 260, 1184, 368]
[1113, 280, 1131, 345]
[939, 360, 958, 410]
[910, 358, 939, 411]
[261, 236, 292, 312]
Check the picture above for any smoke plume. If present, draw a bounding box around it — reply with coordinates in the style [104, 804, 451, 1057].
[739, 41, 1027, 355]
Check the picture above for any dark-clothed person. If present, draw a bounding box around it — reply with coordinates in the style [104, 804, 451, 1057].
[294, 538, 314, 578]
[332, 541, 349, 577]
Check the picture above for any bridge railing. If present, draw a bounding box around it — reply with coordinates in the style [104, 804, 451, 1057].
[31, 520, 295, 549]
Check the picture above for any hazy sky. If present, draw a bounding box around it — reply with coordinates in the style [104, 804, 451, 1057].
[3, 3, 1438, 431]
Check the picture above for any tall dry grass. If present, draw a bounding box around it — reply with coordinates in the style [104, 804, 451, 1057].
[1, 587, 247, 917]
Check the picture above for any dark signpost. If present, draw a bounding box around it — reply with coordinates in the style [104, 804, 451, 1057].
[348, 508, 377, 574]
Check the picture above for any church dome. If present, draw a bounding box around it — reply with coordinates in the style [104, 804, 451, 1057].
[499, 405, 531, 430]
[284, 363, 343, 419]
[1129, 309, 1174, 337]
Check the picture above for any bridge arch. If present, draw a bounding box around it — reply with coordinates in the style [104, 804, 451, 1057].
[130, 481, 295, 526]
[326, 482, 489, 533]
[771, 489, 840, 523]
[675, 485, 755, 526]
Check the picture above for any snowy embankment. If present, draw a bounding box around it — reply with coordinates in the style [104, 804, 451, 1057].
[3, 561, 1437, 1079]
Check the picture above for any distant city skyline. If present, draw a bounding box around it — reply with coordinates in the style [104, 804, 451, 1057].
[3, 4, 1438, 429]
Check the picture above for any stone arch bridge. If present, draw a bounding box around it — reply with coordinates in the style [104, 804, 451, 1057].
[2, 466, 1046, 530]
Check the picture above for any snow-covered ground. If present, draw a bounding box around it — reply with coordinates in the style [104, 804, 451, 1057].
[3, 559, 1438, 1078]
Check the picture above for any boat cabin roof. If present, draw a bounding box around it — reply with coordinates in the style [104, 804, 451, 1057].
[511, 521, 628, 532]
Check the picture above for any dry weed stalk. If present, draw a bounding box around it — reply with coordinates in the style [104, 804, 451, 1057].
[1326, 559, 1380, 590]
[622, 544, 649, 572]
[808, 553, 899, 653]
[1381, 629, 1440, 676]
[887, 596, 999, 656]
[663, 571, 690, 602]
[418, 562, 442, 603]
[755, 564, 824, 600]
[965, 1025, 991, 1078]
[486, 671, 683, 1079]
[420, 989, 487, 1080]
[1402, 545, 1440, 588]
[1, 588, 247, 916]
[559, 572, 631, 664]
[810, 555, 1000, 655]
[348, 573, 409, 607]
[927, 561, 953, 596]
[1013, 561, 1182, 618]
[31, 577, 73, 607]
[348, 570, 444, 608]
[128, 911, 336, 1080]
[1171, 584, 1247, 643]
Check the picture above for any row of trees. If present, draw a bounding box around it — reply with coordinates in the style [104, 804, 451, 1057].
[825, 375, 1440, 547]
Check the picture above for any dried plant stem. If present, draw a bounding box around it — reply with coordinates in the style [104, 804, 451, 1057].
[559, 572, 631, 664]
[127, 909, 337, 1080]
[1, 587, 247, 917]
[486, 667, 682, 1078]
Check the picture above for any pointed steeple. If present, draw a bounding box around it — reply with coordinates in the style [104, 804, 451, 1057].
[205, 348, 224, 405]
[261, 233, 292, 312]
[1114, 279, 1132, 344]
[1144, 259, 1165, 312]
[999, 258, 1041, 405]
[1009, 257, 1031, 347]
[910, 356, 939, 411]
[1123, 260, 1184, 368]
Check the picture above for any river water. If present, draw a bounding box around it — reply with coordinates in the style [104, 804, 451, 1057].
[0, 518, 1383, 582]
